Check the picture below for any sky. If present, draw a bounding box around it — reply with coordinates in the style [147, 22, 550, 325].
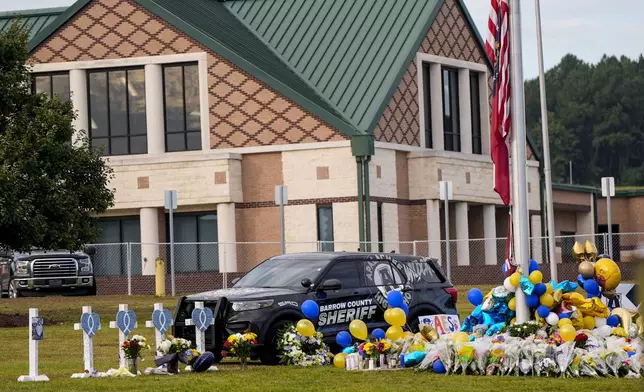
[2, 0, 643, 79]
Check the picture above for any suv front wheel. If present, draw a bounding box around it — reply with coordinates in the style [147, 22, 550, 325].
[260, 319, 294, 365]
[8, 280, 20, 299]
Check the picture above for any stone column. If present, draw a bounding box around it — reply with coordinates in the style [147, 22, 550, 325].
[531, 215, 544, 263]
[140, 207, 160, 276]
[479, 71, 491, 155]
[145, 64, 165, 154]
[483, 204, 498, 265]
[455, 202, 470, 266]
[426, 200, 442, 263]
[458, 68, 472, 154]
[429, 63, 444, 150]
[217, 203, 237, 273]
[69, 69, 87, 147]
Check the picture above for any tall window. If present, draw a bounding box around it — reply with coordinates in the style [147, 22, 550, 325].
[317, 206, 334, 252]
[470, 72, 482, 154]
[442, 67, 460, 152]
[33, 73, 70, 101]
[422, 63, 432, 148]
[167, 212, 218, 272]
[88, 68, 147, 156]
[163, 63, 201, 152]
[95, 216, 141, 276]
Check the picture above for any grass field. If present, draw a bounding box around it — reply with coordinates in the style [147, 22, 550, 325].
[0, 290, 639, 392]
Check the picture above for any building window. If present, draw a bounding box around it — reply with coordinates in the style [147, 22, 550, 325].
[95, 216, 141, 276]
[167, 212, 218, 272]
[33, 73, 70, 101]
[317, 206, 334, 252]
[470, 72, 482, 154]
[88, 68, 147, 156]
[163, 63, 201, 152]
[422, 63, 432, 148]
[442, 67, 460, 152]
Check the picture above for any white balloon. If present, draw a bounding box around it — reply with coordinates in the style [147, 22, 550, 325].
[503, 277, 517, 292]
[594, 317, 607, 328]
[546, 312, 559, 326]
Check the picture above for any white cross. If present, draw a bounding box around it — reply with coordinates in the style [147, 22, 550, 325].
[184, 301, 213, 353]
[71, 306, 99, 378]
[17, 308, 49, 382]
[108, 304, 137, 369]
[145, 303, 172, 355]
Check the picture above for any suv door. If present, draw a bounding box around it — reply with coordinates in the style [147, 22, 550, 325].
[361, 258, 408, 331]
[315, 260, 376, 338]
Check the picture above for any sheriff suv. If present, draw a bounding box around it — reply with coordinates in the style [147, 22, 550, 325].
[0, 247, 97, 298]
[172, 252, 458, 365]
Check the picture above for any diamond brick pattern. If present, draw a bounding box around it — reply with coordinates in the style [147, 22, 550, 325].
[30, 0, 346, 149]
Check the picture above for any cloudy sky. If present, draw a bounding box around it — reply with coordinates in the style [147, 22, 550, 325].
[2, 0, 643, 79]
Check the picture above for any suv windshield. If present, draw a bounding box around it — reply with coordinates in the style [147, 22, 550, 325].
[233, 257, 331, 288]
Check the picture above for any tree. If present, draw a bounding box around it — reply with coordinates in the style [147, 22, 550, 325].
[0, 24, 114, 252]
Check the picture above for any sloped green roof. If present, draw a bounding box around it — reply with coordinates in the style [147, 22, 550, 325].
[223, 0, 442, 133]
[0, 7, 66, 40]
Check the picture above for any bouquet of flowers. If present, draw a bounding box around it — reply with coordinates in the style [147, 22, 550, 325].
[520, 341, 536, 375]
[574, 333, 589, 350]
[159, 336, 191, 355]
[224, 332, 258, 367]
[277, 325, 330, 367]
[375, 339, 391, 355]
[456, 343, 476, 374]
[486, 344, 505, 375]
[121, 335, 150, 375]
[508, 322, 540, 339]
[555, 341, 575, 378]
[502, 343, 521, 375]
[472, 339, 491, 375]
[533, 343, 548, 376]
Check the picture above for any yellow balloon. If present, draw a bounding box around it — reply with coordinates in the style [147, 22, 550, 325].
[583, 316, 596, 330]
[386, 326, 404, 341]
[385, 308, 407, 327]
[349, 319, 368, 340]
[509, 273, 521, 287]
[594, 258, 622, 291]
[559, 324, 576, 342]
[539, 293, 554, 308]
[558, 318, 572, 328]
[529, 270, 543, 284]
[545, 283, 554, 294]
[452, 332, 470, 343]
[508, 297, 517, 311]
[333, 353, 346, 368]
[296, 319, 316, 337]
[510, 318, 516, 325]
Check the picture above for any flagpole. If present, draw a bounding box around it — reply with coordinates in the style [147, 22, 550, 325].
[508, 0, 531, 323]
[534, 0, 558, 283]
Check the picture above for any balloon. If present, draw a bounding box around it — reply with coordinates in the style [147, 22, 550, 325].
[386, 326, 404, 341]
[526, 294, 540, 308]
[558, 318, 572, 328]
[504, 277, 517, 292]
[539, 293, 554, 308]
[606, 315, 620, 327]
[509, 273, 521, 287]
[384, 308, 406, 327]
[296, 319, 316, 337]
[335, 331, 352, 347]
[546, 312, 559, 326]
[560, 324, 576, 342]
[349, 320, 368, 340]
[595, 317, 607, 328]
[301, 300, 319, 319]
[594, 258, 621, 290]
[508, 297, 517, 311]
[529, 259, 540, 273]
[371, 328, 386, 340]
[387, 290, 404, 308]
[529, 270, 543, 284]
[333, 353, 347, 368]
[433, 359, 446, 374]
[537, 305, 550, 318]
[545, 283, 554, 295]
[467, 288, 484, 306]
[510, 317, 516, 325]
[601, 289, 616, 299]
[611, 308, 633, 330]
[558, 313, 571, 319]
[583, 279, 600, 296]
[452, 332, 469, 343]
[533, 283, 547, 296]
[583, 316, 596, 330]
[579, 261, 595, 279]
[400, 302, 409, 316]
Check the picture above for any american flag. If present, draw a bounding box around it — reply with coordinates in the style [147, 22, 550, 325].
[486, 0, 511, 206]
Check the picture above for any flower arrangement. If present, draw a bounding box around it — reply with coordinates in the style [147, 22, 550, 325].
[574, 333, 588, 350]
[121, 335, 150, 375]
[223, 332, 258, 369]
[508, 322, 541, 339]
[158, 335, 191, 355]
[277, 324, 330, 366]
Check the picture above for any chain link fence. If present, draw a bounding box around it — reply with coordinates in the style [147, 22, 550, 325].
[90, 233, 643, 296]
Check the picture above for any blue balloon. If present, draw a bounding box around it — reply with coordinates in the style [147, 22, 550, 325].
[583, 279, 600, 295]
[526, 294, 540, 308]
[533, 283, 547, 297]
[372, 328, 386, 340]
[606, 315, 620, 327]
[467, 288, 484, 306]
[387, 290, 404, 308]
[558, 313, 571, 319]
[192, 351, 214, 372]
[529, 259, 540, 274]
[301, 300, 319, 319]
[433, 359, 446, 374]
[577, 274, 587, 287]
[502, 262, 508, 275]
[400, 302, 409, 316]
[336, 331, 352, 347]
[537, 305, 550, 318]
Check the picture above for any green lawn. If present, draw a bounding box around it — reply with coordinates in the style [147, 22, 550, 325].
[0, 291, 638, 392]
